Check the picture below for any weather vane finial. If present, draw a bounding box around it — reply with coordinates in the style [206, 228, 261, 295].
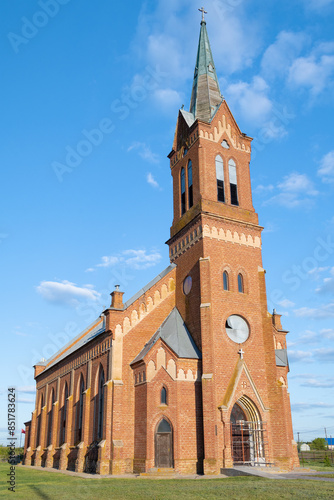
[198, 6, 207, 22]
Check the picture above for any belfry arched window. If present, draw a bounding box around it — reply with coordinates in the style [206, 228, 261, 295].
[161, 387, 167, 405]
[216, 155, 225, 203]
[223, 271, 229, 291]
[181, 167, 186, 215]
[97, 367, 105, 440]
[229, 159, 239, 206]
[238, 274, 244, 293]
[188, 160, 193, 208]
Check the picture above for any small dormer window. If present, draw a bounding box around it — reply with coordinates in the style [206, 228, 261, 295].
[221, 140, 230, 149]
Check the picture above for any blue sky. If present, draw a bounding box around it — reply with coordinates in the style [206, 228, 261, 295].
[1, 0, 334, 446]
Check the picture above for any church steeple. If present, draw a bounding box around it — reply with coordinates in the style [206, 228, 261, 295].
[189, 10, 223, 122]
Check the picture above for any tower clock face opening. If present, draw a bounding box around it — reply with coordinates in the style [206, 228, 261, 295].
[225, 315, 249, 343]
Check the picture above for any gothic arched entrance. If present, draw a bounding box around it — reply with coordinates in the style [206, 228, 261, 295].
[155, 419, 173, 468]
[230, 397, 266, 466]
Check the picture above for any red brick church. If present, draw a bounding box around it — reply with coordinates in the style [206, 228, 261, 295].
[23, 13, 299, 475]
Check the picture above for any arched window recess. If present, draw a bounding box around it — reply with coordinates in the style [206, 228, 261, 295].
[161, 386, 167, 405]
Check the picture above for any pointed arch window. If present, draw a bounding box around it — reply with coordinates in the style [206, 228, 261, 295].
[223, 271, 229, 291]
[238, 274, 244, 293]
[161, 387, 167, 405]
[97, 367, 105, 440]
[216, 155, 225, 203]
[229, 159, 239, 206]
[61, 383, 68, 445]
[78, 377, 85, 442]
[47, 389, 55, 447]
[181, 167, 186, 215]
[188, 160, 193, 208]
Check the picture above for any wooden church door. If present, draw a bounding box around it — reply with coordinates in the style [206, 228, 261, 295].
[155, 419, 173, 468]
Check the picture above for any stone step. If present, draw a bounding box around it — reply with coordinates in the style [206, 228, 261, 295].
[140, 467, 178, 477]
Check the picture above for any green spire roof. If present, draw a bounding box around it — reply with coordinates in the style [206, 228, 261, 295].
[189, 19, 222, 122]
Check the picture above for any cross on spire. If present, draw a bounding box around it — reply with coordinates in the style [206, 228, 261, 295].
[238, 349, 245, 360]
[198, 6, 207, 22]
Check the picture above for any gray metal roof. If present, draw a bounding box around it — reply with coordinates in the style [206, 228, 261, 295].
[38, 316, 106, 374]
[180, 109, 195, 128]
[131, 307, 201, 365]
[275, 349, 289, 367]
[123, 263, 176, 309]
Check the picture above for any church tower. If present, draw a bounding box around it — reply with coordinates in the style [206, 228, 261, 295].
[167, 12, 299, 473]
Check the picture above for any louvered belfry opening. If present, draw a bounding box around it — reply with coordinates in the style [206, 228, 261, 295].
[230, 397, 269, 466]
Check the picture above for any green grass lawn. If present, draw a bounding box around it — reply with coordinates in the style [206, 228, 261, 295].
[299, 459, 334, 471]
[1, 463, 333, 500]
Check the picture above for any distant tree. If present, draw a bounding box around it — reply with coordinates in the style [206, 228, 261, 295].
[310, 438, 327, 450]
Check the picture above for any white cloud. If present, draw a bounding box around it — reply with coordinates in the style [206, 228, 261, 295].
[254, 184, 274, 194]
[122, 249, 162, 270]
[314, 348, 334, 363]
[278, 172, 318, 195]
[261, 31, 307, 79]
[292, 401, 333, 412]
[288, 48, 334, 96]
[316, 267, 334, 294]
[91, 249, 162, 271]
[96, 256, 119, 268]
[153, 88, 182, 111]
[147, 172, 160, 189]
[36, 280, 100, 307]
[320, 328, 334, 339]
[288, 350, 313, 362]
[17, 385, 36, 394]
[264, 172, 318, 208]
[226, 76, 272, 125]
[128, 142, 159, 164]
[294, 303, 334, 318]
[302, 0, 334, 11]
[318, 150, 334, 182]
[278, 299, 295, 308]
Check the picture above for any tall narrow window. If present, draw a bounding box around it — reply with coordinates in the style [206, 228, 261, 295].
[223, 271, 229, 291]
[36, 394, 43, 447]
[78, 377, 85, 442]
[97, 367, 105, 440]
[62, 383, 68, 445]
[238, 274, 244, 293]
[161, 387, 167, 405]
[216, 155, 225, 203]
[47, 389, 55, 446]
[181, 167, 186, 215]
[188, 160, 193, 208]
[229, 159, 239, 206]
